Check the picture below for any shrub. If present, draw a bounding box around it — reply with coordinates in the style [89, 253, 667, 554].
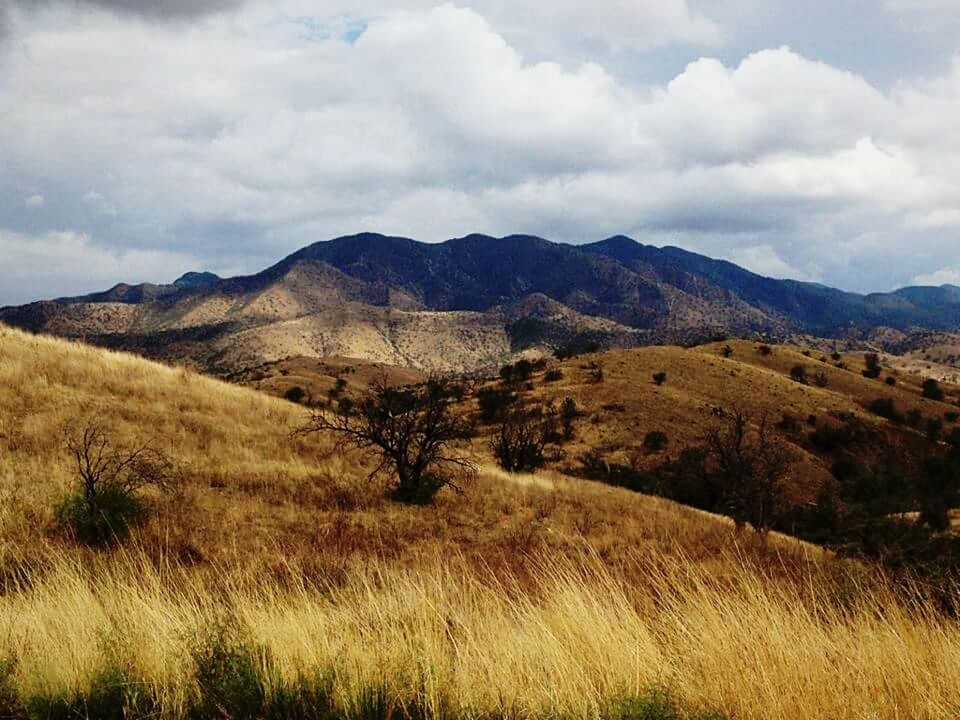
[57, 423, 173, 546]
[643, 430, 669, 454]
[777, 414, 800, 433]
[652, 371, 667, 386]
[757, 344, 773, 356]
[862, 353, 882, 379]
[513, 359, 534, 381]
[946, 411, 959, 423]
[813, 370, 829, 388]
[27, 665, 157, 720]
[0, 659, 22, 720]
[589, 362, 605, 383]
[790, 365, 808, 384]
[544, 368, 563, 382]
[477, 387, 517, 424]
[885, 376, 897, 386]
[923, 378, 945, 401]
[926, 418, 944, 442]
[491, 410, 548, 473]
[867, 398, 902, 423]
[721, 345, 734, 358]
[831, 351, 842, 361]
[284, 386, 307, 404]
[191, 629, 266, 720]
[560, 397, 579, 441]
[906, 408, 923, 428]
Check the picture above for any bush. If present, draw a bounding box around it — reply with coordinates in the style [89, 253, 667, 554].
[790, 365, 808, 384]
[544, 368, 564, 382]
[284, 386, 307, 404]
[862, 353, 882, 379]
[906, 408, 923, 428]
[56, 484, 147, 547]
[560, 397, 579, 441]
[652, 371, 667, 386]
[191, 629, 267, 720]
[589, 362, 605, 383]
[721, 345, 734, 358]
[27, 665, 156, 720]
[813, 370, 829, 388]
[885, 376, 897, 386]
[923, 378, 945, 401]
[946, 411, 959, 423]
[757, 344, 773, 356]
[491, 410, 548, 473]
[867, 398, 902, 423]
[477, 387, 516, 424]
[777, 414, 800, 433]
[643, 430, 669, 454]
[0, 659, 23, 720]
[926, 418, 943, 442]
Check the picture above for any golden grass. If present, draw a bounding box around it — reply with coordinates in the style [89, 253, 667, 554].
[3, 325, 960, 718]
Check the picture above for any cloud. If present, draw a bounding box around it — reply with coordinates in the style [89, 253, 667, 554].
[2, 1, 960, 302]
[24, 194, 44, 208]
[0, 229, 200, 305]
[912, 267, 960, 287]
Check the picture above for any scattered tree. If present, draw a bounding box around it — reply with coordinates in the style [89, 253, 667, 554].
[284, 386, 307, 404]
[297, 377, 476, 504]
[863, 353, 882, 379]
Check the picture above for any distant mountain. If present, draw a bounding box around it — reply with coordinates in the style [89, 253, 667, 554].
[2, 233, 958, 373]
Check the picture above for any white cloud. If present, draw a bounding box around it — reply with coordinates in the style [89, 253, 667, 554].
[729, 244, 815, 281]
[24, 194, 44, 208]
[912, 267, 960, 287]
[1, 2, 960, 301]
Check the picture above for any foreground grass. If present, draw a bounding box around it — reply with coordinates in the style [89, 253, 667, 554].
[1, 550, 959, 720]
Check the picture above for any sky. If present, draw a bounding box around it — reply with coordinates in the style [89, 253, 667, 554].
[1, 0, 960, 305]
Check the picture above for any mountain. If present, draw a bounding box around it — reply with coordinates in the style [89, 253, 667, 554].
[2, 233, 959, 373]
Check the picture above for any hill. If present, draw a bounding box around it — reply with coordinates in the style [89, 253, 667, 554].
[2, 326, 960, 718]
[2, 233, 959, 375]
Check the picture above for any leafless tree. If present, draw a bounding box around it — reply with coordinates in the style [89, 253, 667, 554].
[297, 376, 476, 504]
[705, 410, 792, 537]
[68, 423, 174, 510]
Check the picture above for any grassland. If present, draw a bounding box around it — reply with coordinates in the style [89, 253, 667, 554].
[2, 325, 960, 719]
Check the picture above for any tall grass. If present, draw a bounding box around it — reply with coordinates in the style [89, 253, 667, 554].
[1, 549, 958, 720]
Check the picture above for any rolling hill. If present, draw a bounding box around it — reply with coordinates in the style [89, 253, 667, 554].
[2, 233, 959, 375]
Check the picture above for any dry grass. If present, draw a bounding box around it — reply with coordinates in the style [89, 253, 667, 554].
[3, 325, 960, 718]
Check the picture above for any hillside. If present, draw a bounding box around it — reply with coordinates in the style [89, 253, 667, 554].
[2, 326, 960, 718]
[2, 233, 959, 375]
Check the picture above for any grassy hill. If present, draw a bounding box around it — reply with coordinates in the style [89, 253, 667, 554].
[1, 325, 960, 719]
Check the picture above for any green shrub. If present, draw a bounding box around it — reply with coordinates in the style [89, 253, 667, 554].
[56, 483, 147, 547]
[26, 665, 156, 720]
[191, 629, 267, 720]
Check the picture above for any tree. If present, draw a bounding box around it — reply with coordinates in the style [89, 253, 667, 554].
[59, 423, 173, 545]
[298, 377, 476, 504]
[643, 430, 669, 454]
[705, 410, 791, 537]
[491, 408, 548, 473]
[916, 449, 960, 532]
[652, 371, 667, 386]
[790, 365, 808, 384]
[863, 353, 882, 379]
[560, 397, 578, 441]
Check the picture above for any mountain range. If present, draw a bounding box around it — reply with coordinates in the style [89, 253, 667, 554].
[2, 233, 959, 373]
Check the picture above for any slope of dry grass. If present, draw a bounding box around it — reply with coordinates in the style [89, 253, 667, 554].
[3, 325, 960, 719]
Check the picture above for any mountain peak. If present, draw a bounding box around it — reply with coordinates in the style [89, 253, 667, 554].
[174, 271, 221, 288]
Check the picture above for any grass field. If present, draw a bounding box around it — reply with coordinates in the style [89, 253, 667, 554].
[2, 324, 960, 719]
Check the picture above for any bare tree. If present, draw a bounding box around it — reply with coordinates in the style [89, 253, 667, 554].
[705, 410, 791, 537]
[298, 376, 476, 504]
[63, 422, 174, 544]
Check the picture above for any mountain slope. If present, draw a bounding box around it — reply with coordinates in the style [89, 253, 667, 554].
[2, 233, 959, 373]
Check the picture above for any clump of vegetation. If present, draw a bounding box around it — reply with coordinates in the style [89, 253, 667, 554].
[862, 353, 882, 379]
[945, 411, 959, 423]
[560, 397, 579, 441]
[757, 344, 773, 356]
[721, 345, 734, 358]
[867, 398, 902, 424]
[588, 362, 604, 383]
[284, 386, 307, 404]
[298, 377, 476, 504]
[57, 423, 174, 546]
[477, 387, 517, 424]
[544, 368, 564, 382]
[491, 409, 548, 473]
[643, 431, 669, 454]
[652, 371, 667, 386]
[885, 376, 897, 386]
[923, 378, 945, 401]
[789, 364, 808, 384]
